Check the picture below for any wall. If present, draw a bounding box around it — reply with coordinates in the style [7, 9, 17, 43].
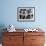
[0, 0, 46, 43]
[0, 0, 46, 30]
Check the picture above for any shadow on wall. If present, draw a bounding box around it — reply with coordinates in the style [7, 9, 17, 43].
[0, 24, 7, 43]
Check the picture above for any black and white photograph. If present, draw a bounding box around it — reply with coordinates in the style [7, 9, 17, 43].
[17, 7, 35, 22]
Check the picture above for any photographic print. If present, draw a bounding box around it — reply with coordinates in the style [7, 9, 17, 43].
[17, 7, 35, 22]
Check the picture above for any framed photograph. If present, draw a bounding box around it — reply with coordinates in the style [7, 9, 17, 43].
[17, 7, 35, 22]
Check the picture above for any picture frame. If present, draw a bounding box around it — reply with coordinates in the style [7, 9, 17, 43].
[17, 7, 35, 22]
